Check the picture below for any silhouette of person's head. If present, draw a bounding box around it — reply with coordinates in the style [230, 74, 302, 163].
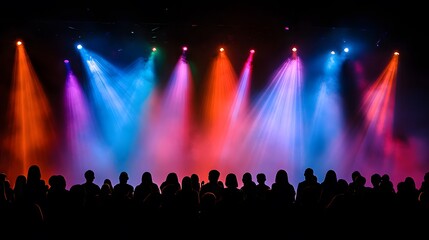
[119, 172, 129, 183]
[0, 173, 6, 183]
[371, 173, 382, 187]
[256, 173, 266, 184]
[142, 171, 153, 184]
[84, 170, 95, 183]
[101, 182, 112, 196]
[304, 168, 314, 179]
[351, 170, 361, 182]
[200, 192, 216, 210]
[324, 169, 337, 184]
[165, 172, 179, 185]
[191, 173, 200, 191]
[208, 169, 220, 183]
[225, 173, 238, 188]
[27, 165, 42, 183]
[181, 176, 193, 191]
[242, 172, 253, 185]
[104, 178, 113, 189]
[275, 169, 289, 184]
[424, 172, 429, 182]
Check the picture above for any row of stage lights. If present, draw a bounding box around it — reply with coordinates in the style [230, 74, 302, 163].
[75, 43, 399, 56]
[16, 41, 399, 57]
[76, 44, 254, 54]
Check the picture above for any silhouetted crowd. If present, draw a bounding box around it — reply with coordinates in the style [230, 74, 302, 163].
[1, 165, 429, 238]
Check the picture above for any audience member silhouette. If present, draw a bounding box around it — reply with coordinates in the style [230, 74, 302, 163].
[396, 176, 419, 211]
[348, 170, 362, 193]
[12, 175, 27, 204]
[0, 173, 13, 204]
[348, 174, 371, 217]
[240, 172, 257, 211]
[159, 172, 181, 215]
[295, 168, 321, 211]
[12, 165, 48, 237]
[99, 180, 113, 208]
[419, 171, 429, 194]
[219, 173, 244, 216]
[366, 173, 383, 211]
[191, 173, 201, 193]
[200, 169, 223, 203]
[111, 171, 135, 237]
[380, 173, 395, 193]
[418, 172, 429, 210]
[319, 169, 338, 209]
[323, 178, 351, 231]
[74, 169, 101, 236]
[134, 171, 160, 207]
[325, 178, 350, 210]
[25, 164, 48, 207]
[269, 169, 296, 213]
[95, 178, 117, 237]
[133, 171, 161, 228]
[199, 191, 218, 222]
[175, 175, 200, 221]
[0, 173, 14, 231]
[112, 171, 134, 202]
[103, 178, 114, 193]
[81, 169, 101, 209]
[255, 172, 271, 213]
[45, 174, 71, 236]
[7, 174, 27, 236]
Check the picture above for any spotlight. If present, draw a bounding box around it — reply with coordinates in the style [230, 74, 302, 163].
[16, 41, 22, 46]
[330, 51, 336, 55]
[182, 46, 188, 51]
[152, 47, 157, 52]
[394, 51, 399, 56]
[64, 59, 69, 63]
[219, 47, 225, 52]
[250, 49, 255, 54]
[76, 44, 83, 50]
[344, 47, 349, 53]
[292, 47, 297, 52]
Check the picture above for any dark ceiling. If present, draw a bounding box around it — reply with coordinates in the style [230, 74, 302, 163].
[1, 1, 427, 83]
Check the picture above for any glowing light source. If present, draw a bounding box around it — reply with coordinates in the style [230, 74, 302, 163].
[344, 47, 349, 53]
[219, 47, 225, 52]
[152, 47, 157, 52]
[250, 49, 255, 54]
[64, 59, 69, 63]
[182, 46, 188, 51]
[16, 41, 22, 46]
[76, 44, 83, 50]
[394, 51, 399, 56]
[292, 47, 297, 52]
[331, 51, 336, 55]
